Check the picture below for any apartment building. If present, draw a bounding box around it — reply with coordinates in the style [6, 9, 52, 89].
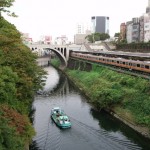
[120, 0, 150, 43]
[132, 18, 140, 43]
[126, 21, 133, 43]
[120, 23, 126, 41]
[144, 14, 150, 42]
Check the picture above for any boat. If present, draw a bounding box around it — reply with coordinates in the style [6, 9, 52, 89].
[51, 107, 71, 128]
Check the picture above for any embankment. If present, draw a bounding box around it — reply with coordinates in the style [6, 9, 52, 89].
[51, 58, 150, 139]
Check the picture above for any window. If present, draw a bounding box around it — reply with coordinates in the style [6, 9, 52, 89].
[141, 64, 145, 68]
[137, 64, 140, 67]
[145, 65, 149, 69]
[132, 63, 137, 67]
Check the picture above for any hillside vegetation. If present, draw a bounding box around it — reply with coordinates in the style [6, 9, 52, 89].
[65, 64, 150, 130]
[0, 17, 46, 149]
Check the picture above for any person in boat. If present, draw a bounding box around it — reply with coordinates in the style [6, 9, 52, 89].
[56, 110, 60, 116]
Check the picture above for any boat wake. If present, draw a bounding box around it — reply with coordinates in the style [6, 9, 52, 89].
[69, 116, 142, 150]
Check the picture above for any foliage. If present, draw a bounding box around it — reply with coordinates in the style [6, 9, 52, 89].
[51, 57, 61, 68]
[0, 105, 35, 150]
[85, 33, 95, 43]
[0, 0, 17, 17]
[116, 42, 150, 52]
[99, 33, 110, 41]
[0, 18, 47, 104]
[0, 66, 18, 104]
[114, 33, 120, 37]
[0, 17, 46, 148]
[85, 32, 110, 43]
[66, 64, 150, 128]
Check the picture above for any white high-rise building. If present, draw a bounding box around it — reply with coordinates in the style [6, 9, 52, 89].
[76, 22, 91, 34]
[126, 21, 133, 43]
[76, 23, 85, 34]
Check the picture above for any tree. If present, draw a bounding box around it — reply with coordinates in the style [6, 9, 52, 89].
[114, 33, 120, 38]
[85, 34, 95, 43]
[99, 33, 110, 41]
[85, 32, 110, 43]
[0, 17, 46, 108]
[0, 0, 17, 18]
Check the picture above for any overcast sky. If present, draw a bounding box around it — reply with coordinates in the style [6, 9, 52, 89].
[4, 0, 148, 41]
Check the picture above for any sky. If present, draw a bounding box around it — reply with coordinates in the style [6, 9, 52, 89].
[4, 0, 148, 42]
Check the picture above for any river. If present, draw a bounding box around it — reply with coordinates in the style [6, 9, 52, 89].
[30, 66, 150, 150]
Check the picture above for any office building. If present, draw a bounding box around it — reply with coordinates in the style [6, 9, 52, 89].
[91, 16, 109, 34]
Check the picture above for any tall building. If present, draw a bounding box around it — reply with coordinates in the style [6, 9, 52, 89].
[132, 18, 140, 42]
[139, 15, 145, 42]
[126, 21, 133, 43]
[91, 16, 109, 34]
[76, 23, 85, 34]
[76, 22, 91, 34]
[144, 14, 150, 42]
[120, 23, 126, 41]
[146, 0, 150, 13]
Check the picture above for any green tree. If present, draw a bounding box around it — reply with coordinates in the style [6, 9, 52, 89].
[0, 66, 18, 104]
[85, 32, 110, 43]
[0, 17, 46, 149]
[99, 33, 110, 41]
[85, 33, 95, 43]
[0, 18, 46, 103]
[0, 0, 17, 18]
[114, 33, 120, 37]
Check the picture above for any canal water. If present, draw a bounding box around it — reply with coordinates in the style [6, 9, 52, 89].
[30, 66, 150, 150]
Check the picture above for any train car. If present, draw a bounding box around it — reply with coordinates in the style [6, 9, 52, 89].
[70, 52, 150, 74]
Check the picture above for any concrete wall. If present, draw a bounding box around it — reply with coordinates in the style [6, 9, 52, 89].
[67, 58, 92, 71]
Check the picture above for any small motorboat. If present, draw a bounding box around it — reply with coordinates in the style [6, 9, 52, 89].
[51, 107, 71, 128]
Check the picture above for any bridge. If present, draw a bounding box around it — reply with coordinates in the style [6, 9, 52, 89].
[27, 44, 70, 70]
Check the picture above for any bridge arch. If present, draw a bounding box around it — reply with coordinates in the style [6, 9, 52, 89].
[44, 48, 67, 70]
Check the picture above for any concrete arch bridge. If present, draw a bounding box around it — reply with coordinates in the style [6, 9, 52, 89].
[28, 44, 70, 70]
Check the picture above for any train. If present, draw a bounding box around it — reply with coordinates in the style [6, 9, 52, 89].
[70, 52, 150, 74]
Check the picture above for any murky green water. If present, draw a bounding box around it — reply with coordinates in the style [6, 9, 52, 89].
[30, 66, 150, 150]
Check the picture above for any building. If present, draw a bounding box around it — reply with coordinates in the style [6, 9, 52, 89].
[132, 18, 140, 42]
[74, 30, 91, 44]
[139, 15, 145, 42]
[126, 21, 133, 43]
[38, 35, 52, 44]
[146, 0, 150, 14]
[21, 33, 33, 44]
[76, 23, 85, 34]
[121, 0, 150, 43]
[54, 35, 68, 45]
[120, 23, 126, 41]
[44, 36, 52, 44]
[91, 16, 109, 34]
[144, 14, 150, 42]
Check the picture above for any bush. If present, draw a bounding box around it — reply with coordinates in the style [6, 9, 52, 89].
[66, 64, 150, 128]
